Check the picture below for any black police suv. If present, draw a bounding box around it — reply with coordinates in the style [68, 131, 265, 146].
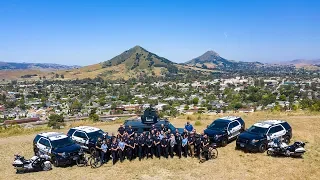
[33, 132, 81, 167]
[124, 107, 184, 134]
[67, 126, 108, 154]
[236, 120, 292, 153]
[204, 116, 245, 147]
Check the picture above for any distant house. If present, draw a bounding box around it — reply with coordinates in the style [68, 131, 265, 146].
[238, 108, 254, 113]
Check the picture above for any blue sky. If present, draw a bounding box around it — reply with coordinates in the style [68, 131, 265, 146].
[0, 0, 319, 66]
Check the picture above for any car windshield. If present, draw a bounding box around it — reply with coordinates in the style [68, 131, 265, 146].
[247, 126, 268, 134]
[87, 130, 105, 141]
[207, 121, 229, 130]
[51, 137, 75, 148]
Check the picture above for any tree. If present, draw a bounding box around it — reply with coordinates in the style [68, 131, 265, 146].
[89, 108, 99, 122]
[279, 94, 287, 101]
[192, 97, 199, 106]
[111, 103, 117, 110]
[55, 73, 59, 78]
[184, 105, 189, 110]
[48, 114, 65, 129]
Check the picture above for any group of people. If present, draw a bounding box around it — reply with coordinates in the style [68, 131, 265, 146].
[95, 122, 211, 165]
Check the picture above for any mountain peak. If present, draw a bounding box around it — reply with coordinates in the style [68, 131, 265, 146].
[205, 50, 219, 55]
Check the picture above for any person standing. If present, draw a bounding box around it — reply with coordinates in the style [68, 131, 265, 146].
[161, 136, 169, 158]
[126, 125, 134, 137]
[185, 122, 194, 132]
[118, 138, 126, 163]
[134, 133, 139, 158]
[151, 124, 158, 134]
[138, 134, 145, 161]
[175, 132, 182, 159]
[101, 140, 108, 164]
[188, 132, 195, 157]
[95, 137, 102, 159]
[169, 134, 176, 158]
[182, 134, 188, 158]
[110, 138, 118, 165]
[126, 136, 135, 161]
[160, 124, 167, 132]
[194, 134, 202, 158]
[118, 124, 125, 138]
[154, 133, 161, 159]
[146, 135, 154, 159]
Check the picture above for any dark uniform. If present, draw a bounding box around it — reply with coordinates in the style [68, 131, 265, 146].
[126, 128, 134, 137]
[138, 135, 145, 161]
[194, 135, 202, 158]
[154, 135, 161, 159]
[175, 133, 182, 158]
[95, 140, 102, 157]
[161, 136, 169, 158]
[146, 137, 154, 159]
[160, 126, 167, 133]
[118, 126, 125, 137]
[126, 138, 135, 161]
[134, 136, 139, 158]
[110, 141, 118, 165]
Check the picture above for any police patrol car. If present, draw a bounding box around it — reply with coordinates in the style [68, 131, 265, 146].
[33, 132, 81, 167]
[67, 126, 107, 154]
[204, 116, 245, 147]
[236, 120, 292, 152]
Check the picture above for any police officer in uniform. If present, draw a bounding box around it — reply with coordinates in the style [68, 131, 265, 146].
[194, 134, 202, 158]
[154, 133, 161, 159]
[175, 132, 182, 159]
[160, 124, 167, 132]
[134, 133, 139, 158]
[110, 138, 118, 165]
[138, 134, 145, 161]
[161, 136, 169, 158]
[146, 135, 154, 159]
[188, 132, 195, 157]
[95, 137, 102, 158]
[126, 125, 134, 137]
[118, 124, 125, 138]
[126, 136, 135, 161]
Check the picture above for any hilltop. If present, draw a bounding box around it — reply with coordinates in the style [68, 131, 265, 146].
[59, 46, 179, 80]
[185, 50, 263, 70]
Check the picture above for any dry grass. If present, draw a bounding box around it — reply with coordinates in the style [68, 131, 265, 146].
[0, 112, 319, 180]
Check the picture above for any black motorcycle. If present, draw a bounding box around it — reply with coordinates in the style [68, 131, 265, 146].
[12, 154, 52, 174]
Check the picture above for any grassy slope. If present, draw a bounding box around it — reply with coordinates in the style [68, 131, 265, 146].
[0, 112, 319, 179]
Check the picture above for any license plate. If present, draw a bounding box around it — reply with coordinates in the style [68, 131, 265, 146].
[73, 156, 78, 160]
[240, 143, 245, 147]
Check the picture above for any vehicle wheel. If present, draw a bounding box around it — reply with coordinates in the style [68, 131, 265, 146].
[89, 147, 96, 156]
[51, 156, 59, 167]
[267, 150, 273, 156]
[90, 156, 101, 168]
[258, 144, 267, 153]
[76, 156, 87, 167]
[211, 148, 218, 159]
[283, 136, 290, 144]
[221, 139, 228, 147]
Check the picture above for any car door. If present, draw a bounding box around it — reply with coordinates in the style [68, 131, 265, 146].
[37, 138, 52, 155]
[266, 126, 278, 145]
[228, 121, 241, 139]
[273, 125, 286, 139]
[72, 131, 88, 149]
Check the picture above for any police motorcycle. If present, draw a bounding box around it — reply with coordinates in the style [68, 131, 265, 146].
[267, 138, 306, 158]
[12, 154, 52, 173]
[199, 143, 218, 163]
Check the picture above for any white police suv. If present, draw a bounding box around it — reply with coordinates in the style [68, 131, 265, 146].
[33, 132, 81, 167]
[67, 126, 107, 154]
[236, 120, 292, 152]
[204, 116, 245, 146]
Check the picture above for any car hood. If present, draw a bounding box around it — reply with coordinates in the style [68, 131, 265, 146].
[204, 128, 224, 137]
[53, 143, 81, 154]
[238, 131, 265, 140]
[176, 128, 184, 134]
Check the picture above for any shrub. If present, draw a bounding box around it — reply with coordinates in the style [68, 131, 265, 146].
[48, 114, 65, 129]
[195, 120, 202, 126]
[187, 116, 191, 120]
